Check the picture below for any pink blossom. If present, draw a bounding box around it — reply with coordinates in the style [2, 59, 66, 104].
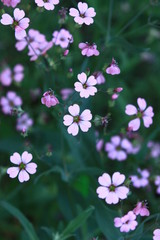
[96, 139, 104, 152]
[7, 151, 37, 183]
[13, 64, 24, 82]
[96, 172, 129, 204]
[125, 98, 154, 131]
[148, 141, 160, 158]
[28, 40, 53, 61]
[16, 113, 33, 132]
[93, 72, 105, 85]
[0, 68, 12, 86]
[74, 72, 97, 98]
[63, 104, 92, 136]
[106, 58, 120, 75]
[153, 229, 160, 240]
[41, 90, 59, 108]
[1, 0, 21, 8]
[1, 8, 30, 40]
[105, 135, 134, 161]
[130, 168, 150, 188]
[0, 91, 22, 115]
[69, 2, 96, 25]
[52, 29, 73, 49]
[79, 42, 99, 57]
[35, 0, 59, 10]
[114, 211, 138, 232]
[133, 201, 150, 217]
[155, 176, 160, 194]
[60, 88, 73, 101]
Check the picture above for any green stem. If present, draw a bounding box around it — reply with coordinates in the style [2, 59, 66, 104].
[106, 0, 114, 44]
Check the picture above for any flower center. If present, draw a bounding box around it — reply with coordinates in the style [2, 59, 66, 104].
[80, 13, 85, 18]
[109, 184, 116, 192]
[19, 162, 26, 170]
[137, 111, 143, 118]
[73, 115, 80, 123]
[83, 83, 88, 89]
[13, 20, 19, 28]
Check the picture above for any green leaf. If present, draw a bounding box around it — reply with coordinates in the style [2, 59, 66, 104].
[59, 206, 95, 240]
[0, 201, 39, 240]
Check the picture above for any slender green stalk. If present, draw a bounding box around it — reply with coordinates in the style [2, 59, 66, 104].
[106, 0, 114, 44]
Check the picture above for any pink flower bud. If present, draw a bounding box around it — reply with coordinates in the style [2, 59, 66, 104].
[41, 90, 59, 108]
[63, 49, 69, 56]
[114, 87, 123, 93]
[112, 93, 119, 100]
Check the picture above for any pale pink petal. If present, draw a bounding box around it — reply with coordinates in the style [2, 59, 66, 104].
[115, 186, 129, 199]
[69, 8, 79, 17]
[85, 7, 96, 17]
[111, 136, 121, 146]
[63, 115, 73, 126]
[7, 167, 19, 178]
[18, 169, 30, 182]
[25, 163, 37, 174]
[13, 8, 25, 21]
[98, 173, 111, 186]
[128, 118, 140, 131]
[10, 152, 21, 164]
[78, 2, 88, 14]
[79, 120, 91, 132]
[112, 172, 125, 186]
[1, 14, 13, 25]
[137, 98, 146, 111]
[143, 116, 153, 128]
[96, 186, 109, 199]
[67, 122, 79, 136]
[105, 192, 119, 204]
[80, 109, 92, 121]
[114, 217, 122, 227]
[68, 104, 80, 116]
[125, 104, 137, 115]
[21, 151, 32, 164]
[77, 72, 87, 84]
[144, 106, 154, 117]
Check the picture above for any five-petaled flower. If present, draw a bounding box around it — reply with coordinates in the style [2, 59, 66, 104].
[35, 0, 59, 10]
[7, 151, 37, 183]
[153, 229, 160, 240]
[96, 172, 129, 204]
[133, 201, 150, 217]
[125, 98, 154, 131]
[69, 2, 96, 25]
[74, 72, 97, 98]
[114, 211, 138, 232]
[41, 90, 59, 108]
[1, 8, 30, 40]
[63, 104, 92, 136]
[78, 42, 99, 57]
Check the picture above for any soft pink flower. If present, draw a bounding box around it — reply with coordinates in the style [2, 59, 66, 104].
[130, 168, 150, 188]
[0, 68, 12, 86]
[60, 88, 73, 101]
[28, 40, 53, 61]
[41, 90, 59, 108]
[1, 8, 30, 40]
[114, 211, 138, 232]
[52, 29, 73, 49]
[0, 91, 22, 115]
[155, 176, 160, 194]
[93, 72, 105, 85]
[63, 104, 92, 136]
[16, 113, 33, 132]
[74, 72, 97, 98]
[7, 151, 37, 183]
[69, 2, 96, 25]
[79, 42, 99, 57]
[106, 58, 120, 75]
[105, 135, 134, 161]
[13, 64, 24, 82]
[125, 98, 154, 131]
[1, 0, 21, 8]
[133, 201, 150, 217]
[96, 139, 104, 152]
[148, 141, 160, 158]
[35, 0, 59, 10]
[153, 229, 160, 240]
[96, 172, 129, 204]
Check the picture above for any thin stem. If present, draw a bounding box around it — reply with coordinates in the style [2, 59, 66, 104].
[106, 0, 114, 44]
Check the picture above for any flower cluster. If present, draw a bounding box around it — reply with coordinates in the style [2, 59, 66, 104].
[0, 64, 24, 86]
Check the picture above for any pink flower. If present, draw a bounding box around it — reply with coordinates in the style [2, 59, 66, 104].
[133, 201, 150, 217]
[148, 141, 160, 158]
[16, 113, 33, 132]
[93, 72, 105, 85]
[63, 104, 92, 136]
[130, 168, 150, 188]
[41, 90, 59, 108]
[52, 29, 73, 49]
[69, 2, 96, 25]
[106, 58, 120, 75]
[105, 135, 134, 161]
[96, 139, 104, 152]
[96, 172, 129, 204]
[79, 42, 99, 57]
[153, 229, 160, 240]
[1, 0, 21, 8]
[125, 98, 154, 131]
[74, 72, 97, 98]
[0, 68, 12, 86]
[154, 176, 160, 194]
[1, 8, 30, 40]
[13, 64, 24, 82]
[7, 151, 37, 183]
[114, 211, 138, 232]
[60, 88, 73, 101]
[0, 91, 22, 115]
[35, 0, 59, 10]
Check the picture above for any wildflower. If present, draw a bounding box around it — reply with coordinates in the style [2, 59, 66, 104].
[96, 139, 104, 152]
[106, 58, 120, 75]
[13, 64, 24, 82]
[125, 98, 154, 131]
[114, 211, 138, 232]
[74, 72, 97, 98]
[105, 135, 134, 161]
[153, 229, 160, 240]
[130, 168, 150, 188]
[16, 113, 33, 132]
[1, 0, 21, 8]
[0, 91, 22, 115]
[60, 88, 73, 101]
[7, 151, 37, 183]
[41, 90, 59, 108]
[0, 68, 12, 86]
[133, 201, 150, 217]
[111, 87, 123, 100]
[1, 8, 30, 40]
[96, 172, 129, 204]
[52, 29, 73, 49]
[93, 72, 105, 85]
[35, 0, 59, 10]
[63, 104, 92, 136]
[155, 176, 160, 194]
[69, 2, 96, 25]
[148, 141, 160, 158]
[79, 42, 99, 57]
